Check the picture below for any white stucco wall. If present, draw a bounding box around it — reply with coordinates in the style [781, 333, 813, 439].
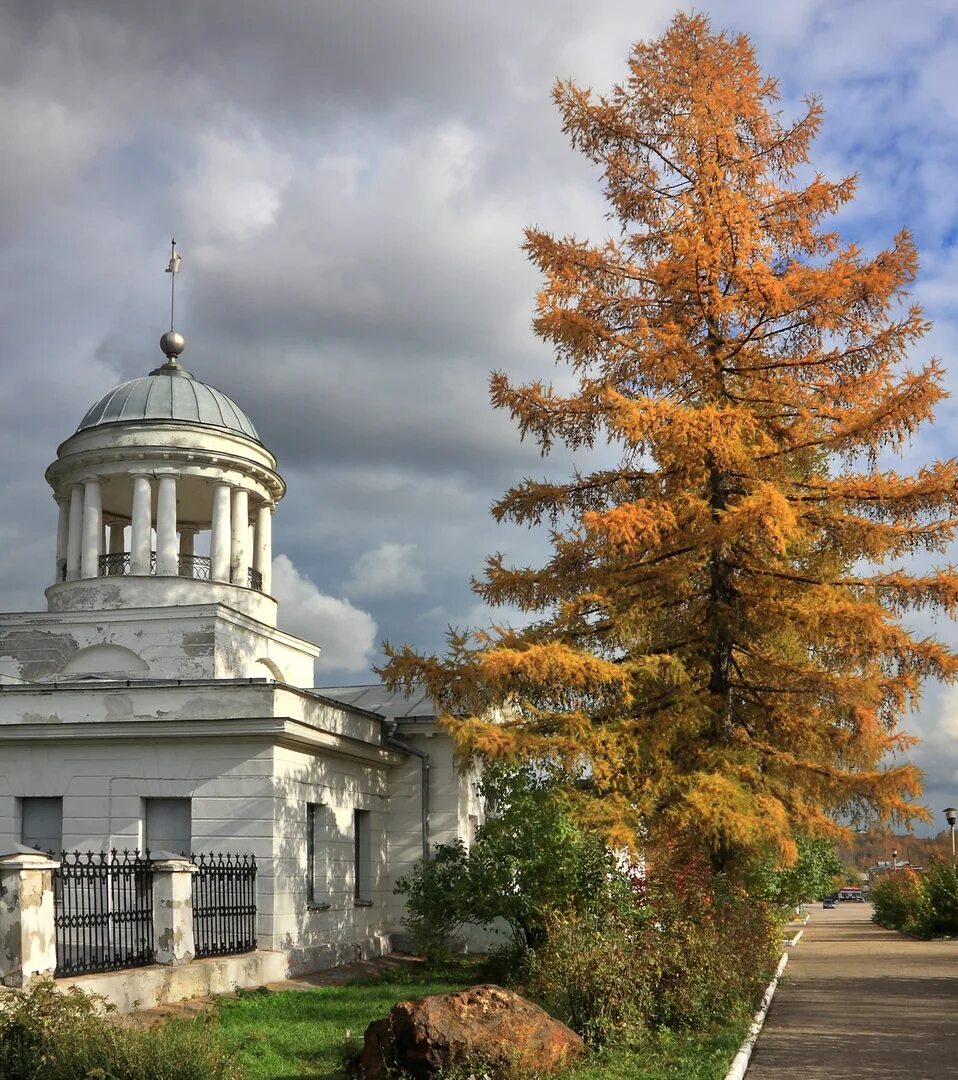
[0, 604, 317, 686]
[0, 678, 479, 967]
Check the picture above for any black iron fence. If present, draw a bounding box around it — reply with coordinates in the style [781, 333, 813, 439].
[53, 850, 155, 977]
[191, 852, 258, 958]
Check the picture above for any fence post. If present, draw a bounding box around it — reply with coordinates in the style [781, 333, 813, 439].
[151, 851, 199, 965]
[0, 846, 60, 987]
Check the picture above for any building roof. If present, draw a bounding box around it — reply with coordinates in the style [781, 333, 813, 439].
[76, 362, 259, 441]
[316, 683, 440, 719]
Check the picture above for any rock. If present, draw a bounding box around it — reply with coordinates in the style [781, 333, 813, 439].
[356, 983, 584, 1078]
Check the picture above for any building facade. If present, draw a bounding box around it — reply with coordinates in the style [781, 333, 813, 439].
[0, 329, 480, 979]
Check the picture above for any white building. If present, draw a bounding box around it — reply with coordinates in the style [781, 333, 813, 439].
[0, 326, 482, 980]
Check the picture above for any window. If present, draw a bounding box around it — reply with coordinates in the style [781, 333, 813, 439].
[21, 797, 62, 854]
[306, 803, 330, 908]
[144, 797, 191, 856]
[354, 808, 372, 904]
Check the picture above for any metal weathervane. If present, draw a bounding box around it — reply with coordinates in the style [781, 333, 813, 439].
[165, 237, 182, 332]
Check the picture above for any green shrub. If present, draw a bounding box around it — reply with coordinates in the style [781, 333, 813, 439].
[524, 852, 779, 1046]
[920, 859, 958, 936]
[396, 763, 619, 956]
[870, 868, 929, 933]
[0, 980, 244, 1080]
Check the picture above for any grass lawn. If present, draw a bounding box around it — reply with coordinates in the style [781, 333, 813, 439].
[212, 962, 749, 1080]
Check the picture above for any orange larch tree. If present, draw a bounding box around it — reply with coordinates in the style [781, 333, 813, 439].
[382, 14, 958, 866]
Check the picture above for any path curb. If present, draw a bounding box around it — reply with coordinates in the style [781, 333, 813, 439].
[783, 928, 803, 947]
[723, 951, 789, 1080]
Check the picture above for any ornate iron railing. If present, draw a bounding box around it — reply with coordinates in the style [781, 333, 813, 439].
[191, 852, 258, 958]
[98, 552, 132, 576]
[53, 850, 155, 977]
[178, 554, 212, 580]
[95, 552, 262, 590]
[97, 552, 158, 577]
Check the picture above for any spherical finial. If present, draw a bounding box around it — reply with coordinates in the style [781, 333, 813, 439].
[160, 330, 186, 359]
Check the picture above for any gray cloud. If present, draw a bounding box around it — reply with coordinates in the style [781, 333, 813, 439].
[3, 0, 958, 829]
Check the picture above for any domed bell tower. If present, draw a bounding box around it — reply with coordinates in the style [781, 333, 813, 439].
[26, 243, 321, 686]
[45, 326, 284, 626]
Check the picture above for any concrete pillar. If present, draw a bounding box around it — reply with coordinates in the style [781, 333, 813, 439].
[108, 520, 125, 555]
[66, 484, 84, 581]
[210, 483, 232, 583]
[55, 496, 70, 583]
[178, 526, 196, 578]
[0, 849, 59, 987]
[130, 473, 153, 576]
[155, 472, 178, 577]
[231, 487, 249, 586]
[150, 853, 198, 965]
[253, 502, 273, 593]
[79, 478, 102, 579]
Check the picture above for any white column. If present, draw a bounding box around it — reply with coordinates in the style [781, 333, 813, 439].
[210, 483, 232, 582]
[79, 478, 102, 579]
[178, 527, 196, 558]
[155, 472, 178, 576]
[178, 526, 196, 578]
[55, 496, 70, 583]
[231, 487, 249, 586]
[253, 502, 273, 593]
[66, 485, 83, 581]
[130, 473, 153, 575]
[108, 520, 125, 555]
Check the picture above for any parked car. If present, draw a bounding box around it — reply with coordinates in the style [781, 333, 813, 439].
[823, 898, 837, 909]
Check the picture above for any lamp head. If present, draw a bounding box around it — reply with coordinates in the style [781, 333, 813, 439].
[945, 807, 957, 827]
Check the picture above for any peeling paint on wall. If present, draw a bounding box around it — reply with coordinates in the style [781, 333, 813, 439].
[0, 630, 79, 681]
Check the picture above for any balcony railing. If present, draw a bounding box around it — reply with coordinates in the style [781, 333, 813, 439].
[95, 552, 263, 592]
[179, 554, 212, 580]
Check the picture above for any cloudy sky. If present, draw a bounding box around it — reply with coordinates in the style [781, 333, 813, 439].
[4, 0, 958, 828]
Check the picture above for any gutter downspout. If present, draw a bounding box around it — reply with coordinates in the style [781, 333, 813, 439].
[383, 722, 430, 862]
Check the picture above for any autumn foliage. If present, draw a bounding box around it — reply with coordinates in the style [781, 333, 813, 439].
[382, 15, 958, 865]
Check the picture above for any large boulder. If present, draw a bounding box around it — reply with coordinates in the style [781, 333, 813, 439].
[356, 983, 584, 1078]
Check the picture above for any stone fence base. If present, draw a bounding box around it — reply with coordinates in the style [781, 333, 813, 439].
[55, 932, 394, 1013]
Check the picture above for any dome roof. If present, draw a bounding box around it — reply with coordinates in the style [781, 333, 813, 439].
[77, 362, 259, 441]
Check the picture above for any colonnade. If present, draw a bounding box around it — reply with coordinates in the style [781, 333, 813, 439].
[54, 473, 273, 593]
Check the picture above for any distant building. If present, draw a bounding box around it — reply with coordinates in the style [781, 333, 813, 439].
[867, 860, 922, 884]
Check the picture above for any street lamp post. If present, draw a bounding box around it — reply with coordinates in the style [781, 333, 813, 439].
[944, 808, 957, 866]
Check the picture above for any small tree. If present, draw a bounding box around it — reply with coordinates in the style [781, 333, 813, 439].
[754, 835, 845, 908]
[384, 14, 958, 867]
[396, 765, 620, 954]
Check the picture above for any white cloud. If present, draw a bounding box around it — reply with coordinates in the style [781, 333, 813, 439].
[342, 542, 425, 599]
[271, 554, 377, 676]
[175, 128, 291, 243]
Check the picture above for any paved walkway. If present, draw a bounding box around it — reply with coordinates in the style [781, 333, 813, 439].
[748, 903, 958, 1078]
